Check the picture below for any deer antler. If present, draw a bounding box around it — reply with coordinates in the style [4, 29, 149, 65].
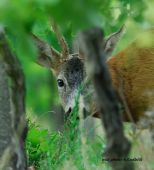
[31, 20, 70, 70]
[51, 20, 69, 59]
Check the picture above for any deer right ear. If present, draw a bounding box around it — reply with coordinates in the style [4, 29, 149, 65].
[32, 34, 61, 69]
[104, 25, 126, 56]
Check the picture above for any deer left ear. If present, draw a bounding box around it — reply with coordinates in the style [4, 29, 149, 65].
[32, 34, 61, 69]
[104, 25, 126, 56]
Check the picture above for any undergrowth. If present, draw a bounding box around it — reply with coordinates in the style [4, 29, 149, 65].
[26, 85, 110, 170]
[26, 114, 110, 170]
[26, 84, 154, 170]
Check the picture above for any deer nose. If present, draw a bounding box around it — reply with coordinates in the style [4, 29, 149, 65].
[65, 107, 72, 118]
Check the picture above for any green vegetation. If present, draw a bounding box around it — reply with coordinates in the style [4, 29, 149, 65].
[26, 116, 108, 170]
[0, 0, 154, 169]
[26, 85, 108, 169]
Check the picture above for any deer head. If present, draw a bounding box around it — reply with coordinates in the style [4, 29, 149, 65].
[32, 24, 125, 117]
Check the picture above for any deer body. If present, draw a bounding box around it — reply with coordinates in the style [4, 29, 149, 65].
[33, 26, 154, 123]
[108, 42, 154, 122]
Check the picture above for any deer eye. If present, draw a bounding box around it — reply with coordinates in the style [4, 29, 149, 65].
[57, 79, 64, 87]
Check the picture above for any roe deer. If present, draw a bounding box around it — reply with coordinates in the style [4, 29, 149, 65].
[32, 25, 154, 123]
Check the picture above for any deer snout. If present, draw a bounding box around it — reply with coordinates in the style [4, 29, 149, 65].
[64, 98, 90, 120]
[65, 107, 88, 119]
[64, 90, 77, 117]
[64, 101, 73, 119]
[64, 92, 91, 119]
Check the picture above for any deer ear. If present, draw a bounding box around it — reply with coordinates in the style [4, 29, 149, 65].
[32, 34, 61, 69]
[104, 25, 126, 56]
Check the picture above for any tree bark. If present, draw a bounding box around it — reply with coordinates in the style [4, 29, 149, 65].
[77, 28, 134, 170]
[0, 28, 27, 170]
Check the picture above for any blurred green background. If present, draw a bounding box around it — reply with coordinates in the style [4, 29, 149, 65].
[0, 0, 153, 117]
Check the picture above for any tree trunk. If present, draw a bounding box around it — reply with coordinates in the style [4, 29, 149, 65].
[77, 28, 134, 170]
[0, 28, 27, 170]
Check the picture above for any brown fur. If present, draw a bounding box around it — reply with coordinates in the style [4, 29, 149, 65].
[93, 29, 154, 122]
[107, 35, 154, 122]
